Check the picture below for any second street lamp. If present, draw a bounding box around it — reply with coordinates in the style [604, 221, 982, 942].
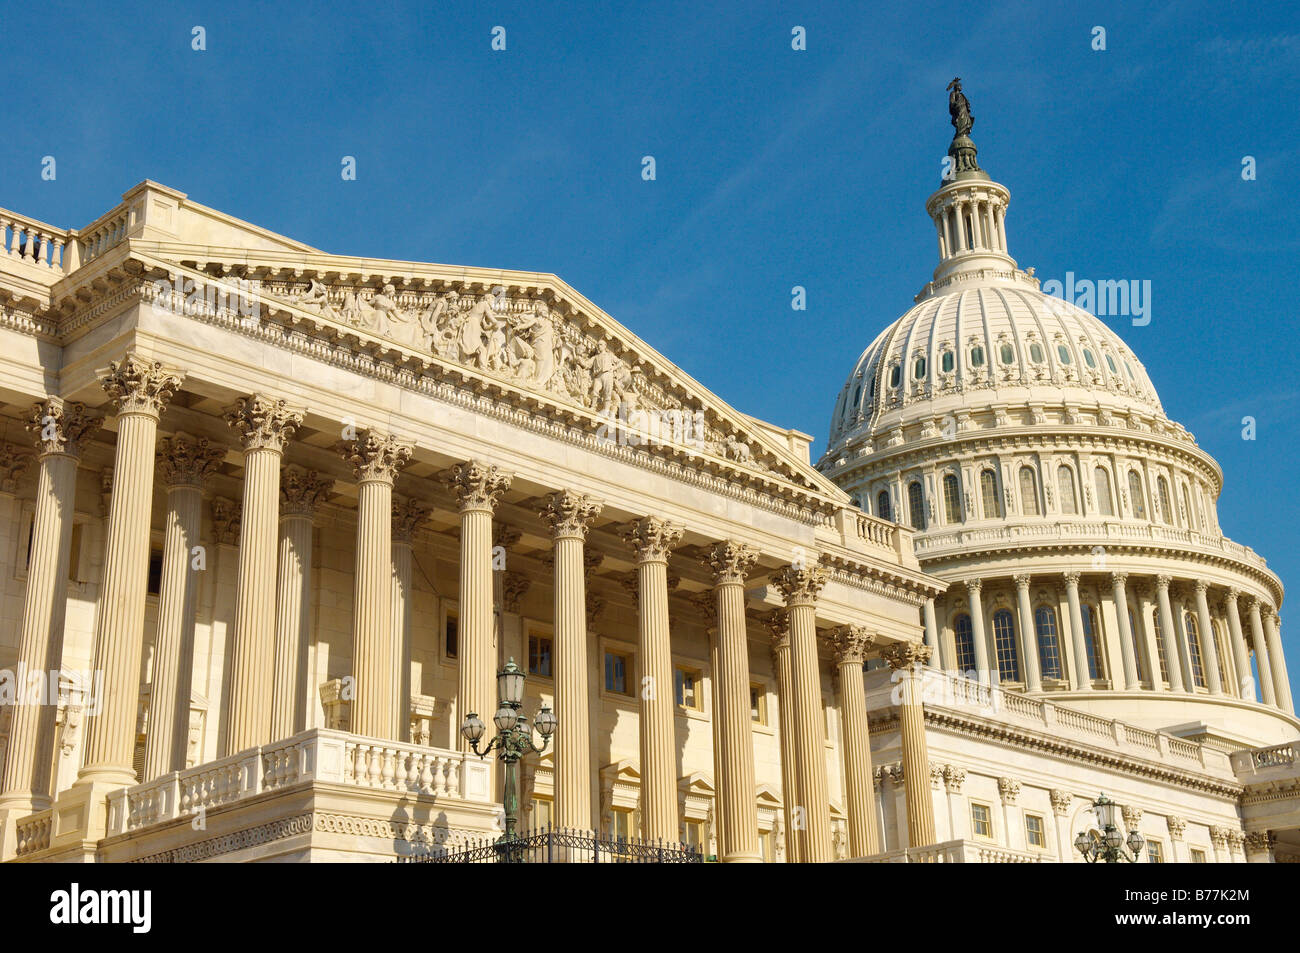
[460, 659, 555, 847]
[1074, 793, 1145, 863]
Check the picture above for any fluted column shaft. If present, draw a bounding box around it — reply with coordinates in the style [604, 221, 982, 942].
[1263, 611, 1291, 713]
[1247, 600, 1277, 708]
[830, 626, 878, 857]
[1, 401, 95, 807]
[1194, 583, 1223, 695]
[966, 580, 992, 685]
[922, 598, 941, 668]
[1155, 578, 1185, 692]
[625, 517, 682, 843]
[1225, 591, 1254, 701]
[1110, 574, 1140, 690]
[885, 643, 936, 847]
[1015, 576, 1042, 690]
[767, 619, 800, 863]
[271, 511, 313, 738]
[81, 357, 181, 786]
[1064, 573, 1091, 690]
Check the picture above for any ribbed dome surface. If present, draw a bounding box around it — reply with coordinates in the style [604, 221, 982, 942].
[826, 281, 1164, 451]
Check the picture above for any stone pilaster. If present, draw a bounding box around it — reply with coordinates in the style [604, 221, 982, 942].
[1155, 576, 1185, 692]
[80, 354, 183, 787]
[827, 624, 879, 857]
[540, 489, 602, 831]
[1063, 571, 1091, 690]
[1110, 573, 1141, 690]
[222, 395, 303, 753]
[623, 516, 683, 844]
[1014, 574, 1042, 690]
[392, 497, 432, 740]
[143, 433, 224, 780]
[340, 432, 412, 739]
[1224, 589, 1254, 701]
[764, 609, 800, 863]
[449, 460, 513, 752]
[884, 642, 937, 848]
[704, 541, 761, 862]
[773, 562, 832, 862]
[271, 467, 332, 739]
[1246, 598, 1277, 708]
[1193, 582, 1223, 695]
[0, 400, 98, 812]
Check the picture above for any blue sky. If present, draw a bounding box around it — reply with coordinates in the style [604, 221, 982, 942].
[3, 1, 1297, 695]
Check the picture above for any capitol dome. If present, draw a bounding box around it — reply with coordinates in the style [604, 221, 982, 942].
[818, 85, 1295, 746]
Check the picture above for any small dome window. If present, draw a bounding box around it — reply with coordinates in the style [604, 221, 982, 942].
[889, 364, 901, 388]
[1057, 345, 1072, 365]
[1105, 354, 1117, 374]
[941, 350, 954, 373]
[1029, 342, 1044, 363]
[970, 345, 986, 367]
[1083, 349, 1097, 369]
[913, 357, 927, 380]
[852, 384, 861, 407]
[1124, 361, 1135, 381]
[1000, 344, 1014, 364]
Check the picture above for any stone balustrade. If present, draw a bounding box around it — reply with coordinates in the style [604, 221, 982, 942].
[0, 210, 71, 272]
[848, 837, 1044, 863]
[14, 811, 52, 857]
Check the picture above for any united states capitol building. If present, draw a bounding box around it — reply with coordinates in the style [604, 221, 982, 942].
[0, 89, 1295, 863]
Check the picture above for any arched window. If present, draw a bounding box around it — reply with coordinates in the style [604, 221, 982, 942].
[1019, 466, 1040, 516]
[1081, 605, 1105, 680]
[980, 469, 1001, 519]
[1157, 476, 1173, 525]
[953, 614, 976, 675]
[1035, 605, 1063, 680]
[1093, 467, 1114, 516]
[992, 609, 1021, 682]
[1128, 470, 1146, 520]
[913, 356, 927, 380]
[889, 364, 901, 388]
[1105, 354, 1117, 374]
[1152, 608, 1169, 684]
[851, 384, 861, 409]
[970, 345, 985, 367]
[1029, 342, 1044, 363]
[1212, 619, 1231, 693]
[1057, 344, 1072, 365]
[1057, 465, 1078, 515]
[907, 481, 926, 530]
[941, 350, 955, 373]
[1000, 343, 1014, 365]
[1128, 609, 1146, 683]
[876, 490, 892, 522]
[943, 473, 962, 524]
[1083, 349, 1097, 369]
[1181, 485, 1196, 532]
[1184, 611, 1206, 688]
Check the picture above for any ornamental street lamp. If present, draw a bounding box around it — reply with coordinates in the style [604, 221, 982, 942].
[460, 659, 556, 846]
[1073, 793, 1145, 863]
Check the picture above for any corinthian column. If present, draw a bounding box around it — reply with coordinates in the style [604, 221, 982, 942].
[143, 433, 224, 780]
[1264, 611, 1292, 713]
[623, 516, 683, 844]
[540, 490, 602, 831]
[222, 395, 303, 754]
[1193, 582, 1223, 696]
[1155, 576, 1185, 692]
[965, 579, 993, 685]
[1014, 574, 1042, 691]
[828, 624, 879, 857]
[1110, 573, 1141, 690]
[1224, 589, 1254, 701]
[1246, 598, 1277, 708]
[270, 467, 333, 740]
[773, 562, 832, 863]
[0, 400, 98, 811]
[883, 642, 936, 847]
[764, 609, 800, 863]
[450, 461, 513, 750]
[340, 432, 413, 739]
[1063, 572, 1092, 690]
[704, 541, 761, 862]
[392, 498, 432, 741]
[79, 355, 182, 787]
[692, 591, 726, 852]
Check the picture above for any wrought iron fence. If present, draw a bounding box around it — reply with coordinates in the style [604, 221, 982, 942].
[405, 826, 705, 863]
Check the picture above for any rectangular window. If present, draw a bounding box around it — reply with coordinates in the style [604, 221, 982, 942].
[750, 683, 767, 724]
[674, 667, 701, 710]
[445, 611, 458, 659]
[610, 807, 634, 840]
[527, 633, 553, 677]
[1147, 839, 1164, 864]
[1190, 848, 1206, 863]
[970, 802, 993, 839]
[532, 796, 552, 831]
[683, 820, 704, 850]
[1024, 813, 1046, 848]
[604, 651, 631, 695]
[760, 829, 775, 863]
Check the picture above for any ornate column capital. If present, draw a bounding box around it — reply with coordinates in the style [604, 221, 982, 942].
[943, 765, 966, 794]
[156, 432, 225, 488]
[763, 607, 789, 642]
[392, 497, 433, 542]
[448, 459, 512, 512]
[503, 571, 531, 613]
[772, 563, 828, 605]
[1208, 826, 1230, 849]
[1193, 580, 1209, 594]
[29, 398, 100, 458]
[1225, 587, 1241, 603]
[965, 577, 983, 594]
[280, 466, 333, 518]
[493, 524, 522, 550]
[1110, 571, 1129, 587]
[690, 591, 718, 631]
[0, 442, 32, 493]
[1049, 789, 1072, 816]
[1243, 830, 1275, 853]
[702, 540, 758, 586]
[1013, 573, 1032, 590]
[225, 394, 303, 453]
[827, 624, 875, 666]
[211, 497, 242, 545]
[929, 763, 946, 790]
[100, 353, 183, 418]
[1121, 805, 1143, 829]
[539, 489, 602, 539]
[1155, 574, 1173, 591]
[997, 776, 1020, 805]
[1063, 570, 1082, 587]
[1166, 815, 1186, 840]
[882, 641, 931, 672]
[1244, 594, 1261, 611]
[339, 431, 413, 484]
[622, 516, 683, 564]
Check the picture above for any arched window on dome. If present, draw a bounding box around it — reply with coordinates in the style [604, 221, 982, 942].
[913, 356, 927, 380]
[1034, 605, 1063, 680]
[942, 473, 962, 524]
[1019, 466, 1040, 516]
[1184, 611, 1206, 689]
[851, 384, 861, 411]
[1029, 342, 1044, 364]
[1081, 605, 1106, 680]
[876, 489, 892, 522]
[941, 350, 954, 373]
[1057, 465, 1078, 515]
[1093, 466, 1115, 516]
[1157, 476, 1173, 525]
[907, 480, 926, 530]
[1152, 608, 1170, 685]
[970, 345, 985, 367]
[1000, 343, 1014, 365]
[1128, 609, 1146, 683]
[889, 364, 901, 389]
[953, 613, 976, 675]
[1105, 354, 1117, 375]
[992, 609, 1021, 682]
[1127, 470, 1147, 520]
[1212, 619, 1232, 693]
[1057, 345, 1072, 365]
[1083, 349, 1097, 369]
[1181, 485, 1197, 532]
[1124, 361, 1135, 380]
[980, 469, 1001, 519]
